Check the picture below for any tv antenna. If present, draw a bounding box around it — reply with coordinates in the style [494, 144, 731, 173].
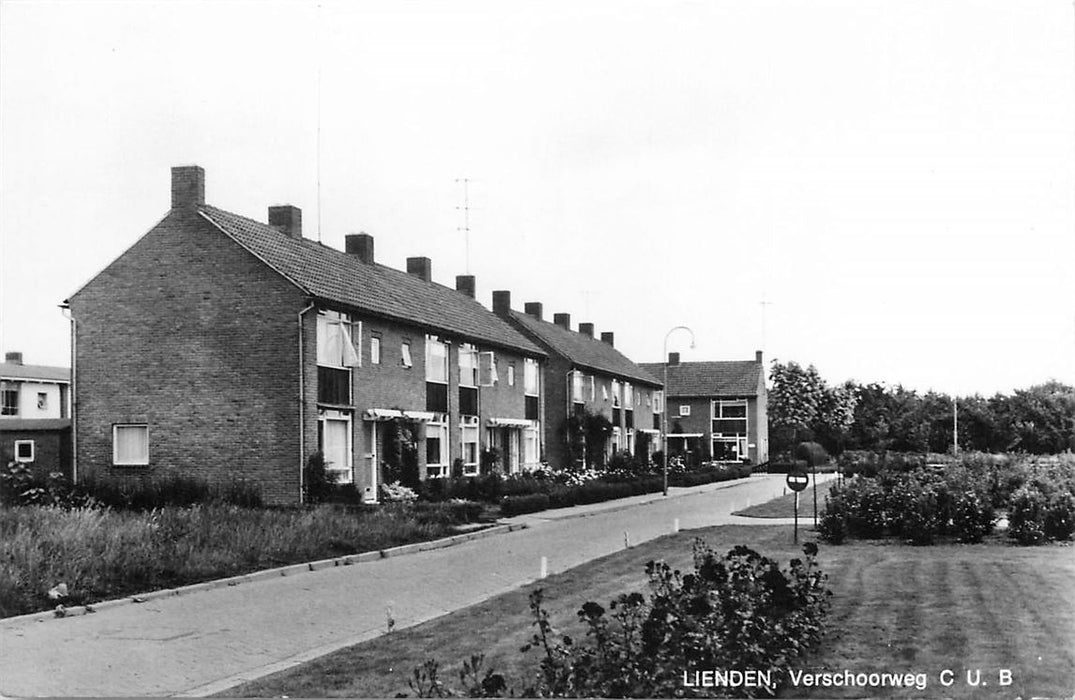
[759, 299, 774, 351]
[455, 178, 472, 273]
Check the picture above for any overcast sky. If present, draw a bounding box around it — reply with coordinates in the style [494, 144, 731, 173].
[1, 0, 1073, 397]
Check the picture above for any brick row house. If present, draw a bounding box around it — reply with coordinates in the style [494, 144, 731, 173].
[64, 166, 546, 504]
[1, 351, 72, 477]
[639, 352, 769, 466]
[494, 300, 664, 469]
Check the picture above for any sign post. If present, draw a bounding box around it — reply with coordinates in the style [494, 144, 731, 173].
[786, 471, 810, 544]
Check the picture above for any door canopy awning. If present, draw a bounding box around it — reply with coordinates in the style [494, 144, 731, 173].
[363, 409, 438, 422]
[636, 428, 661, 435]
[487, 417, 533, 428]
[667, 433, 705, 438]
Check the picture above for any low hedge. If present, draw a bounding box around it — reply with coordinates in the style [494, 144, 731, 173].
[500, 493, 551, 517]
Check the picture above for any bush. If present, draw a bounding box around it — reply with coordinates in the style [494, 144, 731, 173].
[500, 493, 551, 517]
[1009, 482, 1075, 545]
[303, 452, 336, 504]
[423, 541, 832, 698]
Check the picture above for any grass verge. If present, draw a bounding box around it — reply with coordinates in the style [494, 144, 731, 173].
[220, 525, 1074, 698]
[0, 502, 486, 618]
[733, 488, 826, 520]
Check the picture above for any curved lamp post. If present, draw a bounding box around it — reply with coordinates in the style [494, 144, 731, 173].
[663, 326, 696, 496]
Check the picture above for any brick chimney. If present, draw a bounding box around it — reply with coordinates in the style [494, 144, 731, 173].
[406, 257, 432, 282]
[456, 275, 476, 299]
[553, 313, 571, 330]
[756, 350, 763, 363]
[578, 323, 594, 338]
[668, 352, 680, 365]
[345, 233, 375, 264]
[493, 290, 511, 317]
[268, 205, 302, 239]
[600, 332, 615, 347]
[171, 165, 205, 209]
[4, 351, 23, 365]
[524, 302, 543, 320]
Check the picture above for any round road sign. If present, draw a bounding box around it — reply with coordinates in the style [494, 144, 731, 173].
[786, 471, 810, 492]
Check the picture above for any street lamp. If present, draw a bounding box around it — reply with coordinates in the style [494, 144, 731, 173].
[663, 326, 696, 496]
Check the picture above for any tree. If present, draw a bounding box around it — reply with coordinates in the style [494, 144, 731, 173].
[768, 360, 826, 454]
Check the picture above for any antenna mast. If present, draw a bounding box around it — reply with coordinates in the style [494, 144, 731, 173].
[456, 178, 471, 273]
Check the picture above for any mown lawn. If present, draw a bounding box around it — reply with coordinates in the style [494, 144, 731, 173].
[220, 525, 1075, 699]
[733, 487, 827, 519]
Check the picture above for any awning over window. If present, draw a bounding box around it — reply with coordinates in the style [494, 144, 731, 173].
[403, 411, 436, 422]
[636, 428, 661, 435]
[363, 408, 405, 421]
[487, 417, 533, 428]
[667, 433, 704, 438]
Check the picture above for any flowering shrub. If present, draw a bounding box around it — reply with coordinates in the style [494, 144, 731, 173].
[1008, 483, 1075, 545]
[381, 481, 419, 503]
[412, 541, 831, 698]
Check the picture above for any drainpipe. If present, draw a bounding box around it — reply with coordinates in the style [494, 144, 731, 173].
[297, 301, 316, 502]
[61, 305, 76, 483]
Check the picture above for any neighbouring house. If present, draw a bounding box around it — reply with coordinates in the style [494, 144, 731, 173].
[64, 165, 547, 505]
[0, 351, 72, 478]
[639, 352, 768, 466]
[494, 299, 663, 470]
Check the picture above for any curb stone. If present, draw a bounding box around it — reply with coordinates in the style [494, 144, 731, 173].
[3, 523, 527, 626]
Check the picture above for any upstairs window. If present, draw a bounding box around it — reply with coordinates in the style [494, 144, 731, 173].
[524, 358, 539, 396]
[508, 363, 516, 386]
[712, 400, 748, 436]
[624, 382, 634, 408]
[571, 371, 585, 403]
[679, 404, 691, 417]
[1, 382, 17, 416]
[401, 341, 413, 368]
[37, 393, 48, 411]
[479, 352, 498, 386]
[317, 310, 361, 368]
[459, 344, 479, 387]
[611, 380, 621, 408]
[113, 424, 149, 466]
[426, 336, 448, 383]
[370, 336, 381, 365]
[654, 390, 664, 414]
[589, 375, 596, 401]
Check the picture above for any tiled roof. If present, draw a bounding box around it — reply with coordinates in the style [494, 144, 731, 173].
[637, 360, 763, 397]
[0, 418, 71, 431]
[198, 206, 544, 357]
[0, 363, 69, 383]
[509, 312, 661, 386]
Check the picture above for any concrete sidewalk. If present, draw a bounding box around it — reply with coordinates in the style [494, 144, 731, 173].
[0, 474, 833, 698]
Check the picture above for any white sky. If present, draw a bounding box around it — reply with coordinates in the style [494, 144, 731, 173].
[1, 0, 1073, 397]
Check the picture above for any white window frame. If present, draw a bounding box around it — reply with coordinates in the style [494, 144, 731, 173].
[524, 358, 539, 397]
[426, 335, 449, 384]
[654, 390, 664, 414]
[589, 375, 596, 401]
[370, 335, 381, 365]
[425, 417, 449, 478]
[479, 351, 498, 386]
[624, 382, 634, 407]
[37, 393, 48, 411]
[679, 404, 691, 417]
[711, 399, 749, 437]
[401, 341, 413, 368]
[317, 310, 361, 368]
[602, 384, 609, 401]
[460, 416, 480, 475]
[571, 370, 585, 403]
[507, 363, 516, 386]
[1, 382, 17, 416]
[113, 424, 149, 466]
[611, 380, 621, 408]
[14, 439, 35, 463]
[319, 410, 354, 484]
[459, 343, 479, 387]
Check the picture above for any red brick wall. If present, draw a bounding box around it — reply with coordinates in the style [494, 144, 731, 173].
[0, 428, 71, 480]
[69, 209, 307, 504]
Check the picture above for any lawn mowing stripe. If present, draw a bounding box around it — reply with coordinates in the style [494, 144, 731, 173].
[926, 554, 969, 660]
[959, 557, 1016, 664]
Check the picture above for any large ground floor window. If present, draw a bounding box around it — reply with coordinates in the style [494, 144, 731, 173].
[319, 409, 353, 483]
[712, 436, 749, 463]
[461, 416, 479, 476]
[524, 421, 540, 469]
[425, 415, 449, 478]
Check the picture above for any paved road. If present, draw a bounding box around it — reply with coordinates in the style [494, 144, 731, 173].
[0, 474, 834, 697]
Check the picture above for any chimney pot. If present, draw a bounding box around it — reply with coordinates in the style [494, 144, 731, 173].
[668, 352, 681, 366]
[553, 313, 571, 329]
[4, 351, 23, 365]
[171, 165, 205, 209]
[579, 323, 594, 338]
[492, 290, 512, 317]
[524, 302, 543, 320]
[456, 275, 476, 299]
[600, 332, 615, 347]
[346, 233, 375, 263]
[268, 205, 302, 239]
[406, 257, 432, 282]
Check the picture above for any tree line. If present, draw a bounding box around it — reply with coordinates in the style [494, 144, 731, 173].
[768, 360, 1075, 457]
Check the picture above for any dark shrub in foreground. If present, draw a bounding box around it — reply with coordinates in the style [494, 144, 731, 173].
[415, 541, 831, 698]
